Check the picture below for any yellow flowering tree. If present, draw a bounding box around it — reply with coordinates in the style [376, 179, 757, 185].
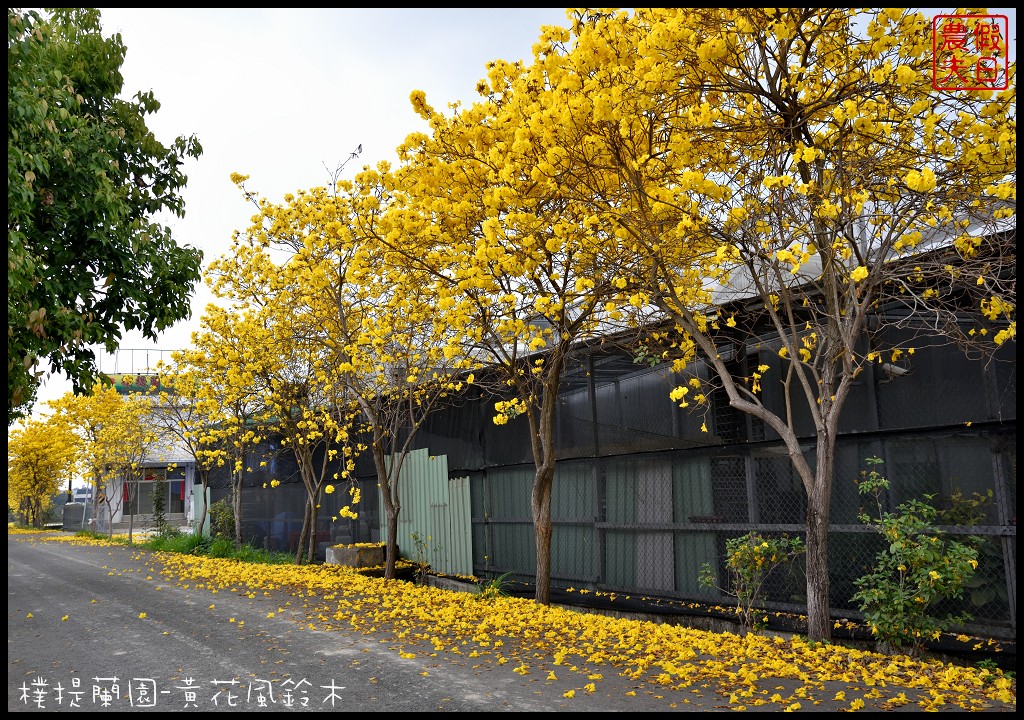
[172, 306, 271, 548]
[8, 415, 77, 526]
[95, 391, 160, 542]
[541, 8, 1015, 640]
[209, 174, 359, 564]
[217, 166, 468, 577]
[392, 36, 649, 603]
[46, 383, 129, 529]
[238, 308, 352, 565]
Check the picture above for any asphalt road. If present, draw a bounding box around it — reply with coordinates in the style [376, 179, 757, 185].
[7, 533, 708, 713]
[8, 533, 1017, 713]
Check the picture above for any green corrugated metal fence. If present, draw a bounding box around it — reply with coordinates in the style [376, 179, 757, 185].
[378, 448, 473, 577]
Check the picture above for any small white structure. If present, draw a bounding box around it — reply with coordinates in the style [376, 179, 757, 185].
[100, 454, 196, 533]
[71, 486, 93, 504]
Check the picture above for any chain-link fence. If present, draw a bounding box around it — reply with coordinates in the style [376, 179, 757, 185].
[469, 430, 1014, 638]
[460, 336, 1016, 640]
[207, 446, 381, 560]
[219, 334, 1014, 639]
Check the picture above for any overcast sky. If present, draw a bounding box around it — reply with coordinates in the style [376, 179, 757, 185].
[27, 8, 1017, 417]
[30, 8, 573, 413]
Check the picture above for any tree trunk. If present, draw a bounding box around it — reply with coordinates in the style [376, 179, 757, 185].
[385, 507, 400, 581]
[295, 500, 312, 564]
[530, 361, 564, 605]
[233, 474, 244, 549]
[91, 472, 103, 533]
[373, 441, 401, 581]
[532, 463, 555, 605]
[804, 442, 836, 642]
[195, 474, 209, 536]
[306, 499, 320, 564]
[127, 481, 135, 544]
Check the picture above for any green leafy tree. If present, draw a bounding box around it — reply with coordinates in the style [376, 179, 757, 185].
[7, 8, 203, 423]
[150, 470, 168, 534]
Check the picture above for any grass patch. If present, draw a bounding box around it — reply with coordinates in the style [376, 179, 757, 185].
[66, 526, 295, 565]
[151, 533, 293, 565]
[144, 531, 212, 555]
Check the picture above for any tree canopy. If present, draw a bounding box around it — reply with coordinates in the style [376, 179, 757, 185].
[8, 8, 203, 424]
[209, 165, 471, 573]
[526, 8, 1014, 639]
[386, 7, 1014, 629]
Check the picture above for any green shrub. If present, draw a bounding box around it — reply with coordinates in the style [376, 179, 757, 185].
[151, 474, 168, 533]
[160, 532, 211, 556]
[699, 531, 805, 634]
[75, 529, 109, 541]
[851, 457, 980, 656]
[207, 536, 235, 558]
[143, 534, 168, 552]
[208, 499, 234, 540]
[409, 531, 440, 585]
[186, 535, 213, 555]
[234, 545, 265, 563]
